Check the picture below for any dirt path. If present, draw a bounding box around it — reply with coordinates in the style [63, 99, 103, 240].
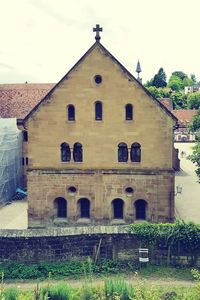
[4, 275, 195, 290]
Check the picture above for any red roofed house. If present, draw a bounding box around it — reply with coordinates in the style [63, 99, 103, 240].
[173, 110, 196, 142]
[0, 83, 54, 187]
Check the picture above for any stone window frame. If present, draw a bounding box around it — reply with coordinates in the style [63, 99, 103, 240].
[54, 197, 67, 218]
[95, 101, 103, 121]
[112, 198, 124, 219]
[118, 143, 128, 162]
[125, 103, 133, 121]
[67, 104, 75, 121]
[134, 199, 147, 220]
[61, 142, 71, 162]
[130, 142, 141, 162]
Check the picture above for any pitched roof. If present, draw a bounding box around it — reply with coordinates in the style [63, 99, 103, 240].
[0, 83, 54, 119]
[159, 98, 173, 111]
[172, 109, 197, 125]
[19, 41, 177, 124]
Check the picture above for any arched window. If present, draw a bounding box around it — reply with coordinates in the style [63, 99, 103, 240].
[135, 199, 147, 220]
[118, 143, 128, 162]
[54, 197, 67, 218]
[125, 104, 133, 120]
[78, 198, 90, 218]
[112, 198, 124, 219]
[61, 143, 71, 162]
[131, 143, 141, 162]
[73, 143, 83, 162]
[67, 105, 75, 121]
[95, 101, 102, 120]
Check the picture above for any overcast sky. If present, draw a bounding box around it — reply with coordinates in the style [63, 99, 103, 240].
[0, 0, 200, 84]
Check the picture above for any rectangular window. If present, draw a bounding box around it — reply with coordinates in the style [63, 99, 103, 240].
[23, 131, 28, 142]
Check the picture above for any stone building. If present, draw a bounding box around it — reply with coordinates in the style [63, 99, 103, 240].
[17, 26, 177, 228]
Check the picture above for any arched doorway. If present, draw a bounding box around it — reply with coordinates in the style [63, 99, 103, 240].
[134, 199, 147, 220]
[78, 198, 90, 218]
[54, 197, 67, 218]
[112, 198, 124, 219]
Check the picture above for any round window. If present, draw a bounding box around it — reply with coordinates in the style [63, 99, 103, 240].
[68, 186, 77, 194]
[125, 187, 134, 196]
[94, 75, 102, 84]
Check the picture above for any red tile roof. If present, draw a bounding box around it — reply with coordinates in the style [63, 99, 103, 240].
[172, 109, 197, 126]
[0, 83, 55, 119]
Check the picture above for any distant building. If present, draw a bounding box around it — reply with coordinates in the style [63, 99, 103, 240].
[0, 83, 54, 186]
[184, 83, 200, 94]
[159, 98, 196, 142]
[173, 110, 196, 142]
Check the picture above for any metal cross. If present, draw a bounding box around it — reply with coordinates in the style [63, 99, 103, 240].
[93, 24, 103, 41]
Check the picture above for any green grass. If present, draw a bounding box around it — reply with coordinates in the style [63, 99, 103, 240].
[137, 265, 193, 281]
[0, 260, 195, 282]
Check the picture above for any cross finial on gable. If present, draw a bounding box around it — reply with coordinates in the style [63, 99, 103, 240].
[93, 24, 103, 42]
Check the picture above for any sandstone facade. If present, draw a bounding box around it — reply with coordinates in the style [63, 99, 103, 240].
[18, 41, 177, 228]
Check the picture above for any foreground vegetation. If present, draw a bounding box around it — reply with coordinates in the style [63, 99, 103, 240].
[0, 270, 200, 300]
[0, 257, 199, 299]
[0, 259, 195, 281]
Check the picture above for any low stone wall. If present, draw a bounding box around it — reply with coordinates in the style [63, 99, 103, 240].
[0, 226, 199, 266]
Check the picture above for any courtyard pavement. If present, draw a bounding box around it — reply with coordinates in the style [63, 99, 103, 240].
[0, 199, 27, 229]
[0, 142, 199, 229]
[175, 142, 200, 223]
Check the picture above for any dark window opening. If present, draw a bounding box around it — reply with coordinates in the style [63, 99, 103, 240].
[95, 101, 102, 120]
[135, 199, 147, 220]
[73, 143, 83, 162]
[68, 105, 75, 121]
[118, 143, 128, 162]
[25, 157, 28, 165]
[112, 198, 124, 219]
[131, 143, 141, 162]
[23, 131, 28, 142]
[94, 75, 102, 84]
[68, 186, 77, 194]
[125, 104, 133, 120]
[61, 143, 71, 162]
[54, 197, 67, 218]
[22, 157, 24, 166]
[79, 198, 90, 218]
[125, 187, 134, 194]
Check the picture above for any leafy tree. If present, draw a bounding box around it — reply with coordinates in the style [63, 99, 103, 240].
[189, 109, 200, 132]
[183, 77, 193, 87]
[172, 71, 187, 80]
[168, 71, 196, 92]
[187, 92, 200, 109]
[188, 109, 200, 182]
[144, 79, 153, 88]
[191, 73, 197, 84]
[170, 91, 187, 109]
[146, 86, 170, 99]
[168, 75, 183, 91]
[151, 68, 167, 88]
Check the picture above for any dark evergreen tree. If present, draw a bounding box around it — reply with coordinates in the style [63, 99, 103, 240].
[152, 68, 167, 88]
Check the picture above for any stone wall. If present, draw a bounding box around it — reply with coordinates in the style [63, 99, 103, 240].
[0, 226, 199, 266]
[28, 169, 174, 228]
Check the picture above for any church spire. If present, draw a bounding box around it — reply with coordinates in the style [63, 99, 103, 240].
[93, 24, 103, 42]
[136, 60, 142, 83]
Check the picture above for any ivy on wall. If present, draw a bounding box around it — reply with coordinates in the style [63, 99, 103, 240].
[128, 220, 200, 264]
